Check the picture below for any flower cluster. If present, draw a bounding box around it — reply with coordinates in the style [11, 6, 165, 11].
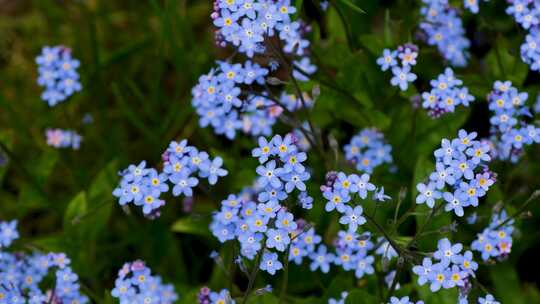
[478, 294, 500, 304]
[36, 46, 82, 106]
[471, 210, 514, 261]
[0, 220, 89, 303]
[389, 296, 424, 304]
[419, 0, 470, 67]
[328, 291, 348, 304]
[211, 0, 308, 58]
[421, 68, 475, 117]
[196, 0, 318, 139]
[191, 61, 316, 139]
[210, 134, 318, 275]
[320, 172, 375, 232]
[111, 260, 178, 304]
[464, 0, 489, 14]
[487, 81, 540, 162]
[344, 128, 393, 173]
[197, 287, 236, 304]
[331, 230, 377, 279]
[376, 44, 418, 91]
[113, 139, 227, 216]
[416, 129, 495, 216]
[290, 123, 313, 152]
[45, 128, 83, 150]
[413, 238, 478, 293]
[505, 1, 540, 71]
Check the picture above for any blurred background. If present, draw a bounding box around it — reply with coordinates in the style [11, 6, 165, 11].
[1, 0, 540, 303]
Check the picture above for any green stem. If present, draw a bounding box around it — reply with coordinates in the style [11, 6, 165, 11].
[407, 203, 445, 249]
[241, 242, 266, 304]
[386, 261, 402, 301]
[363, 212, 403, 256]
[494, 190, 540, 230]
[279, 244, 291, 303]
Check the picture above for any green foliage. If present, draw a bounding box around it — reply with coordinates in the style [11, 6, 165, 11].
[1, 0, 540, 303]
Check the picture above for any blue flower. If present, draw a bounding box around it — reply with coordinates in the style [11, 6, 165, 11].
[259, 251, 283, 275]
[145, 169, 169, 193]
[266, 228, 290, 252]
[251, 136, 273, 164]
[430, 162, 456, 189]
[209, 289, 235, 304]
[339, 206, 366, 232]
[258, 187, 287, 205]
[389, 296, 424, 304]
[216, 207, 239, 225]
[0, 220, 19, 248]
[170, 171, 199, 197]
[398, 47, 418, 66]
[390, 65, 417, 91]
[272, 134, 296, 159]
[283, 171, 310, 193]
[298, 191, 313, 209]
[450, 158, 475, 180]
[199, 157, 228, 185]
[459, 250, 478, 274]
[353, 173, 376, 199]
[478, 294, 500, 304]
[373, 187, 391, 202]
[246, 213, 269, 233]
[353, 255, 374, 279]
[434, 138, 458, 165]
[309, 245, 334, 273]
[412, 257, 433, 286]
[443, 190, 467, 216]
[283, 152, 307, 173]
[256, 160, 283, 189]
[416, 182, 441, 208]
[124, 161, 149, 183]
[140, 190, 165, 215]
[323, 190, 350, 213]
[276, 210, 297, 232]
[376, 49, 398, 71]
[434, 238, 462, 265]
[428, 262, 449, 292]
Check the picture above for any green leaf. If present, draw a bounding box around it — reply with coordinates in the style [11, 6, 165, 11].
[35, 149, 59, 184]
[491, 264, 525, 304]
[324, 275, 354, 300]
[171, 216, 212, 238]
[417, 284, 458, 304]
[64, 191, 88, 228]
[345, 289, 377, 304]
[485, 37, 529, 86]
[412, 156, 433, 199]
[339, 0, 366, 14]
[358, 34, 384, 55]
[88, 160, 118, 202]
[246, 293, 279, 304]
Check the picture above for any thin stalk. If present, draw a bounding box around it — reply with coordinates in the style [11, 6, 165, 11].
[386, 261, 402, 301]
[363, 212, 403, 256]
[494, 190, 540, 229]
[407, 203, 445, 249]
[279, 244, 291, 304]
[241, 241, 266, 304]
